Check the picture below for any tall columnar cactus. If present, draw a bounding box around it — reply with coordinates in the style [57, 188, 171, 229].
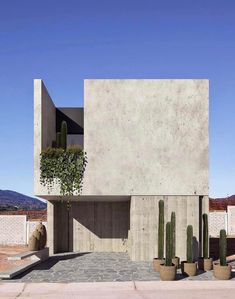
[202, 213, 209, 259]
[165, 222, 172, 266]
[171, 212, 176, 258]
[187, 225, 193, 263]
[60, 121, 67, 150]
[158, 200, 164, 259]
[56, 132, 61, 148]
[219, 229, 227, 266]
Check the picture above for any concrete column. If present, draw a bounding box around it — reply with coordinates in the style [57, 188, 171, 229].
[47, 201, 56, 255]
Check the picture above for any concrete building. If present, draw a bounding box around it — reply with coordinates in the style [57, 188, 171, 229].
[34, 79, 209, 261]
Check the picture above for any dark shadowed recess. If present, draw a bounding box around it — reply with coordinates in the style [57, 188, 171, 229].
[56, 108, 84, 134]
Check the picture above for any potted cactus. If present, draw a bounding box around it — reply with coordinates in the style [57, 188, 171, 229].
[159, 222, 176, 280]
[198, 213, 213, 271]
[213, 229, 231, 280]
[153, 200, 165, 272]
[171, 212, 180, 268]
[181, 225, 197, 276]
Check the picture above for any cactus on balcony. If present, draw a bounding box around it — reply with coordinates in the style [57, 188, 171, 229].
[56, 132, 61, 148]
[60, 121, 67, 150]
[187, 225, 193, 263]
[219, 229, 227, 266]
[171, 212, 176, 258]
[165, 222, 172, 266]
[202, 213, 209, 259]
[158, 200, 164, 259]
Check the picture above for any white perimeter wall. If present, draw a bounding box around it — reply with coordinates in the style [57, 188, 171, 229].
[0, 215, 47, 245]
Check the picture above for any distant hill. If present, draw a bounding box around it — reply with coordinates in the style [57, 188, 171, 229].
[0, 190, 46, 211]
[209, 195, 235, 211]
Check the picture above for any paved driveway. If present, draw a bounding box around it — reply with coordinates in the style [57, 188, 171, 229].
[4, 252, 235, 282]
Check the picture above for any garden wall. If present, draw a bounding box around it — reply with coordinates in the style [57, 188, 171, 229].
[0, 215, 47, 245]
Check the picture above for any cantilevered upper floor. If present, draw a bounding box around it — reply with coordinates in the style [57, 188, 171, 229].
[34, 79, 209, 199]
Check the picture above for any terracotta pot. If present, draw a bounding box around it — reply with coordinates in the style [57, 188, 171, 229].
[37, 225, 47, 249]
[153, 258, 165, 272]
[159, 264, 176, 281]
[198, 257, 213, 271]
[172, 257, 180, 268]
[33, 230, 42, 250]
[28, 235, 39, 251]
[181, 261, 197, 276]
[213, 263, 231, 280]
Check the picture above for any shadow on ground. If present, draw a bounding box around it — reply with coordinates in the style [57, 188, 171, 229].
[12, 252, 91, 279]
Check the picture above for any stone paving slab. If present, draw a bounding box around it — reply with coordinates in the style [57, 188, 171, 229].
[2, 252, 235, 282]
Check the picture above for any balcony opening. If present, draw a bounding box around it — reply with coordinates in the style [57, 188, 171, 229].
[56, 107, 84, 148]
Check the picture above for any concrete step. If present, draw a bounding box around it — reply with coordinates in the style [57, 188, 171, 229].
[0, 260, 40, 279]
[8, 251, 37, 261]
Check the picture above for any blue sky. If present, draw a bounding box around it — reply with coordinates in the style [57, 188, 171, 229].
[0, 0, 234, 198]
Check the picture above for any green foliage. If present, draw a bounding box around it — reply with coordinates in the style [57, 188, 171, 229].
[202, 213, 209, 259]
[219, 229, 227, 266]
[165, 222, 172, 266]
[171, 212, 176, 258]
[187, 225, 193, 263]
[56, 132, 61, 148]
[40, 145, 87, 196]
[60, 121, 67, 150]
[158, 200, 164, 259]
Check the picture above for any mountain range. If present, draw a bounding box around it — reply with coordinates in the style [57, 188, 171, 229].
[209, 195, 235, 211]
[0, 190, 46, 211]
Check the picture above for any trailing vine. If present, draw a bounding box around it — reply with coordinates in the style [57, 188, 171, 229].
[40, 145, 87, 196]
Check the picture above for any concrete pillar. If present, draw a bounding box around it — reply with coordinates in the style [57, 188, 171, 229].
[47, 201, 56, 255]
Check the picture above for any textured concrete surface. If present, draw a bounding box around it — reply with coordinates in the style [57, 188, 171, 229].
[34, 80, 209, 261]
[48, 196, 208, 261]
[83, 79, 209, 196]
[71, 201, 130, 253]
[4, 252, 234, 283]
[129, 195, 209, 261]
[47, 201, 130, 255]
[35, 79, 209, 198]
[34, 79, 57, 196]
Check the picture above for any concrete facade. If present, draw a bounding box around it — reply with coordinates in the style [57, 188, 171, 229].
[83, 80, 208, 196]
[34, 79, 57, 196]
[34, 79, 209, 261]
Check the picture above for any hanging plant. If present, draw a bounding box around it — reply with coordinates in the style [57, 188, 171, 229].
[40, 145, 87, 196]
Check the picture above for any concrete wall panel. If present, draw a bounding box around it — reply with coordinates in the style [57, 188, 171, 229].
[129, 196, 201, 261]
[83, 79, 209, 196]
[71, 201, 130, 253]
[34, 79, 56, 196]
